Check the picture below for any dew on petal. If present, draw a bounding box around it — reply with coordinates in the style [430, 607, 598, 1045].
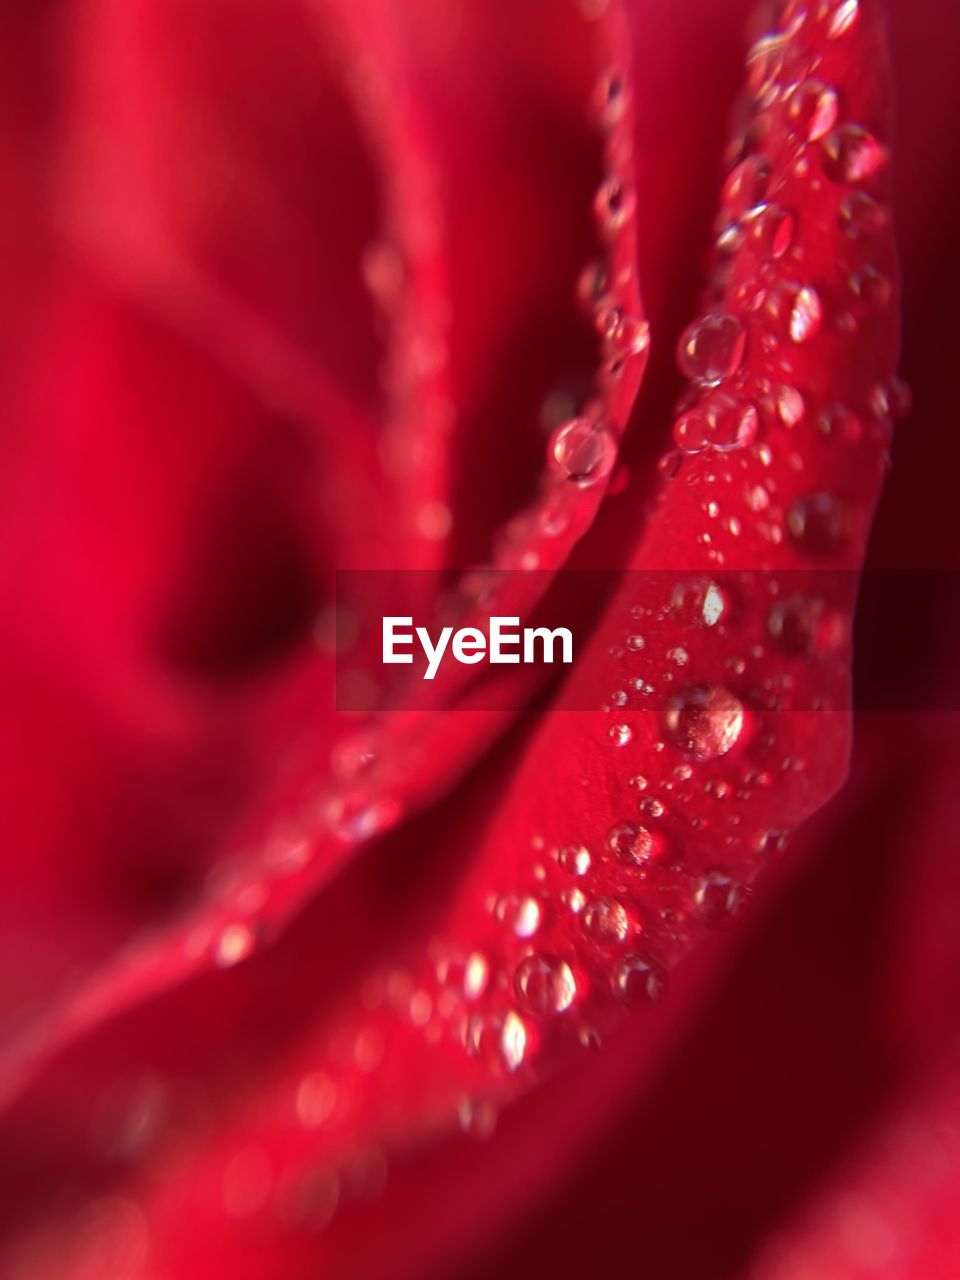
[722, 155, 770, 219]
[746, 202, 796, 260]
[789, 285, 824, 342]
[606, 822, 666, 866]
[670, 579, 729, 627]
[663, 685, 745, 761]
[821, 125, 887, 184]
[786, 79, 838, 141]
[613, 954, 668, 1006]
[676, 312, 746, 385]
[826, 0, 859, 39]
[694, 869, 749, 928]
[702, 391, 759, 451]
[514, 954, 577, 1016]
[550, 418, 617, 485]
[608, 723, 633, 747]
[787, 492, 846, 555]
[582, 897, 630, 944]
[558, 844, 591, 876]
[495, 894, 543, 938]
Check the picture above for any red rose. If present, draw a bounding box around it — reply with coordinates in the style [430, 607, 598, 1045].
[0, 0, 956, 1277]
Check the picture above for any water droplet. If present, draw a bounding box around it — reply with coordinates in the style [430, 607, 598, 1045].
[514, 954, 577, 1015]
[608, 723, 633, 746]
[582, 897, 630, 944]
[466, 1011, 529, 1074]
[701, 391, 760, 451]
[694, 869, 749, 928]
[558, 844, 591, 876]
[215, 923, 254, 968]
[496, 894, 543, 938]
[839, 191, 887, 238]
[670, 579, 729, 627]
[821, 125, 887, 184]
[746, 203, 796, 259]
[746, 33, 786, 97]
[663, 685, 745, 761]
[777, 385, 806, 426]
[626, 633, 646, 652]
[789, 285, 824, 342]
[826, 0, 859, 39]
[577, 258, 609, 313]
[723, 156, 771, 219]
[606, 822, 666, 865]
[787, 492, 846, 555]
[674, 408, 709, 454]
[786, 79, 838, 141]
[594, 177, 636, 232]
[849, 265, 892, 309]
[613, 314, 651, 355]
[677, 312, 746, 385]
[500, 1011, 529, 1070]
[595, 68, 628, 127]
[550, 418, 617, 485]
[613, 954, 668, 1005]
[768, 596, 845, 655]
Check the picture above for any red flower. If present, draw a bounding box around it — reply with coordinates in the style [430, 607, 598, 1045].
[0, 0, 956, 1277]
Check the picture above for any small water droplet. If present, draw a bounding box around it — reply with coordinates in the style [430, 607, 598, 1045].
[626, 633, 646, 652]
[608, 723, 633, 746]
[514, 954, 577, 1015]
[664, 685, 745, 761]
[594, 176, 636, 232]
[550, 418, 617, 485]
[677, 312, 747, 385]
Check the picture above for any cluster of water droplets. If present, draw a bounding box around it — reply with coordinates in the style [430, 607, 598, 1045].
[659, 0, 908, 568]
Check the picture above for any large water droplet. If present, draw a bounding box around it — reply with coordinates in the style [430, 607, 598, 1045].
[582, 897, 630, 944]
[789, 285, 824, 342]
[722, 156, 770, 219]
[496, 894, 543, 938]
[821, 125, 887, 184]
[694, 869, 749, 928]
[676, 312, 746, 385]
[606, 822, 666, 865]
[786, 79, 838, 141]
[613, 954, 668, 1006]
[701, 391, 759, 451]
[514, 954, 577, 1015]
[550, 418, 617, 485]
[746, 203, 796, 260]
[663, 685, 745, 761]
[670, 579, 729, 628]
